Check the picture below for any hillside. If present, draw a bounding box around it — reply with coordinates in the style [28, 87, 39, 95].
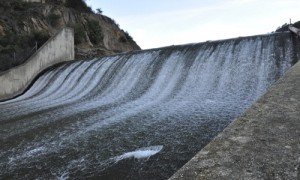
[0, 0, 141, 71]
[276, 21, 300, 32]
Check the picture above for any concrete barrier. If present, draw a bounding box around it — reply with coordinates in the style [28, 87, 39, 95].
[0, 28, 74, 100]
[170, 61, 300, 179]
[289, 25, 300, 36]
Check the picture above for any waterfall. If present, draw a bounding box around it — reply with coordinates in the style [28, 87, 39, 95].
[0, 32, 299, 179]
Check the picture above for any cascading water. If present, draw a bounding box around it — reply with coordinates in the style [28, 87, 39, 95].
[0, 32, 299, 179]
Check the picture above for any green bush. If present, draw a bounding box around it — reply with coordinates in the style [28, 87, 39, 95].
[0, 54, 13, 71]
[0, 1, 10, 9]
[0, 33, 13, 46]
[87, 20, 103, 45]
[32, 31, 51, 48]
[72, 23, 86, 44]
[0, 31, 50, 49]
[48, 13, 61, 27]
[124, 31, 133, 41]
[65, 0, 93, 13]
[0, 31, 50, 71]
[0, 45, 15, 54]
[119, 36, 127, 43]
[96, 8, 102, 14]
[10, 0, 32, 11]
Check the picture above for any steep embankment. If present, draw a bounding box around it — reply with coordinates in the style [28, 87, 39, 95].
[0, 32, 299, 179]
[0, 0, 140, 71]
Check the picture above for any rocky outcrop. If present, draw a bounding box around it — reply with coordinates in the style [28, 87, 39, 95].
[39, 4, 140, 58]
[0, 0, 140, 65]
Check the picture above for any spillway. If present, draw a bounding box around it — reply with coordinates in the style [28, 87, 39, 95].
[0, 32, 299, 179]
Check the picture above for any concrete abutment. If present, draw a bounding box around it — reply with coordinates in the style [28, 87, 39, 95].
[0, 28, 74, 101]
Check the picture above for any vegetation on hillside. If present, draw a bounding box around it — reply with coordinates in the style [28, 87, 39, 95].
[276, 21, 300, 32]
[0, 0, 95, 72]
[86, 20, 103, 45]
[72, 23, 86, 45]
[0, 0, 33, 12]
[0, 0, 50, 71]
[0, 31, 50, 72]
[65, 0, 93, 13]
[0, 0, 140, 72]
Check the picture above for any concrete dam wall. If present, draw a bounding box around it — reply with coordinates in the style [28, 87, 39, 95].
[0, 32, 299, 179]
[0, 28, 74, 100]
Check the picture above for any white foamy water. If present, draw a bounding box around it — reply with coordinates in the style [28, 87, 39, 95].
[112, 146, 163, 162]
[0, 32, 299, 179]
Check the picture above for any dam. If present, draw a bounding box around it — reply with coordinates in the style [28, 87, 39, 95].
[0, 32, 299, 179]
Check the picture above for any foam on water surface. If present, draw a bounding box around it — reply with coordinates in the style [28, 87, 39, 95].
[112, 145, 163, 162]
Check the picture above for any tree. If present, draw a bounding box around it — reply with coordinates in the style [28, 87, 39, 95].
[96, 8, 102, 14]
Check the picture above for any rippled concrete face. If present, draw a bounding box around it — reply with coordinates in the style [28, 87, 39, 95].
[0, 33, 299, 179]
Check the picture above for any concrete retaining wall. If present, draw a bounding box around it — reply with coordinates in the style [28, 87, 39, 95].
[0, 28, 74, 100]
[169, 61, 300, 179]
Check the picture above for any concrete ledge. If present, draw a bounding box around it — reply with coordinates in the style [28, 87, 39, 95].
[170, 61, 300, 179]
[289, 25, 300, 37]
[0, 28, 74, 100]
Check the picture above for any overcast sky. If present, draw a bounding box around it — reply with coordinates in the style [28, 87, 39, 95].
[86, 0, 300, 49]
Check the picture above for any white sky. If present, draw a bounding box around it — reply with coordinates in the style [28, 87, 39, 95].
[86, 0, 299, 49]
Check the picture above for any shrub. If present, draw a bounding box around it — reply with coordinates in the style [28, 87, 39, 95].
[119, 36, 127, 43]
[87, 20, 103, 45]
[0, 45, 15, 54]
[47, 13, 61, 27]
[65, 0, 93, 13]
[0, 31, 50, 71]
[96, 8, 102, 14]
[0, 54, 13, 72]
[124, 31, 133, 41]
[10, 0, 32, 11]
[32, 31, 50, 48]
[72, 23, 86, 44]
[0, 1, 10, 9]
